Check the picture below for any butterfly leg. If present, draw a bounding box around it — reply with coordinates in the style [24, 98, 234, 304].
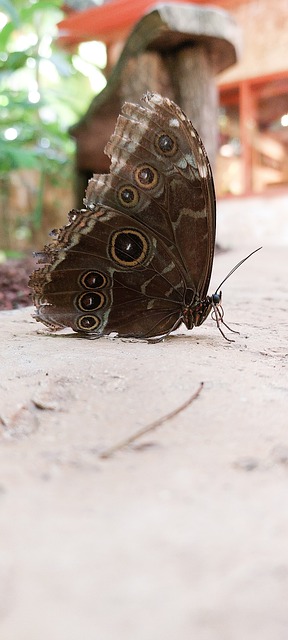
[211, 303, 239, 342]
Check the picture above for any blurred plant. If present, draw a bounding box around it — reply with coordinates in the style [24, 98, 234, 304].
[0, 0, 106, 252]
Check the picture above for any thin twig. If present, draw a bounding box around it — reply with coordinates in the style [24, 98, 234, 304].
[0, 415, 8, 429]
[99, 381, 204, 459]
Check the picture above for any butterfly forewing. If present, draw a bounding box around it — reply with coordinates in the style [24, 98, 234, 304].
[85, 93, 216, 298]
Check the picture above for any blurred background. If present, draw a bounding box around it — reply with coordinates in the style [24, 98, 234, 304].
[0, 0, 107, 257]
[0, 0, 288, 303]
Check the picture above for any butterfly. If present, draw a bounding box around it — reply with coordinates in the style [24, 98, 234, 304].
[29, 92, 259, 341]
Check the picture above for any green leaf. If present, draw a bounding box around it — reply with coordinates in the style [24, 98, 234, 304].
[20, 1, 62, 24]
[0, 21, 15, 50]
[0, 50, 29, 72]
[0, 140, 39, 170]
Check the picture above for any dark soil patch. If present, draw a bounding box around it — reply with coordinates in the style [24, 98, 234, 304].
[0, 257, 37, 311]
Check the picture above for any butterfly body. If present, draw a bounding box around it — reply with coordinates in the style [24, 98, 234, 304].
[30, 92, 217, 340]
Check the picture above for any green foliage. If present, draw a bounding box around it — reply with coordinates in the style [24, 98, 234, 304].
[0, 0, 104, 249]
[1, 0, 75, 174]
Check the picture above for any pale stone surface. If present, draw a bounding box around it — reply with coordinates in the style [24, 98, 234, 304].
[217, 193, 288, 247]
[0, 247, 287, 640]
[218, 0, 288, 82]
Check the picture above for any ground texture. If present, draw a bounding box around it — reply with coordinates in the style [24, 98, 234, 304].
[0, 247, 287, 640]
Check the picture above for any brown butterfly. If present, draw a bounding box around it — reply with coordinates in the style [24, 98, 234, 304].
[29, 92, 259, 341]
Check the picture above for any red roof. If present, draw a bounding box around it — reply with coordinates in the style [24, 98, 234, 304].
[58, 0, 235, 46]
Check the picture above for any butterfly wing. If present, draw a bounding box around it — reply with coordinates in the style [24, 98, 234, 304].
[30, 206, 186, 337]
[30, 93, 216, 338]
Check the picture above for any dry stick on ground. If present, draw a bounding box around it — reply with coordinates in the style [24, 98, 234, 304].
[100, 381, 204, 459]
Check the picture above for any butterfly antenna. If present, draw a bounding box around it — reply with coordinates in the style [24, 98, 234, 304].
[214, 247, 262, 295]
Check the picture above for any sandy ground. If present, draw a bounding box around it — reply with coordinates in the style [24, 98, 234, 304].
[0, 246, 288, 640]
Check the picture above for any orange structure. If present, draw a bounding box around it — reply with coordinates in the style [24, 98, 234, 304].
[59, 0, 240, 47]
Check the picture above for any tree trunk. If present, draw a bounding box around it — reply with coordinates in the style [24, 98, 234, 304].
[120, 45, 218, 169]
